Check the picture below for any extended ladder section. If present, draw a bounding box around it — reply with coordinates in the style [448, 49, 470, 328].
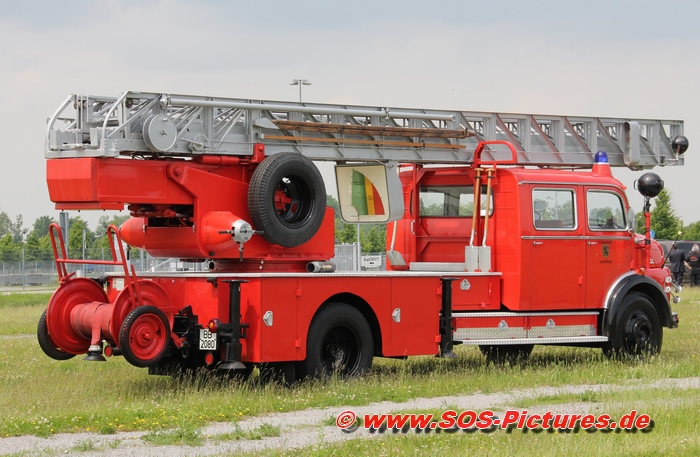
[47, 91, 685, 169]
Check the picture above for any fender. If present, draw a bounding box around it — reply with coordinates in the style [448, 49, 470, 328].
[601, 271, 674, 337]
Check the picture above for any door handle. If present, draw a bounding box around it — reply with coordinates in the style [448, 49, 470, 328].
[588, 241, 598, 246]
[533, 241, 543, 246]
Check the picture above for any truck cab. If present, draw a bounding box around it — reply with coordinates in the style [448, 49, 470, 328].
[387, 151, 675, 360]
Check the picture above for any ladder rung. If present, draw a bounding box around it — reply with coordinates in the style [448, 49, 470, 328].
[272, 120, 471, 139]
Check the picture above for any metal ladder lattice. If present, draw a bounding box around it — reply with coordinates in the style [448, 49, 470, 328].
[46, 91, 685, 169]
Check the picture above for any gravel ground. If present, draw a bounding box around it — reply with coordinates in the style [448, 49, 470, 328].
[1, 377, 697, 456]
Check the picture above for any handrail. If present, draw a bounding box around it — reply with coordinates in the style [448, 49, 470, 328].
[472, 140, 518, 167]
[48, 223, 143, 307]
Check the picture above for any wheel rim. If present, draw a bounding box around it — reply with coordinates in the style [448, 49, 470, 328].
[273, 174, 314, 229]
[623, 311, 654, 354]
[111, 281, 172, 344]
[128, 314, 167, 361]
[320, 325, 362, 375]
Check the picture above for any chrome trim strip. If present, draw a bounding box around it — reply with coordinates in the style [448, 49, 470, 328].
[528, 324, 597, 338]
[522, 236, 630, 241]
[520, 181, 623, 190]
[453, 311, 599, 318]
[105, 271, 499, 279]
[602, 271, 637, 309]
[456, 336, 609, 345]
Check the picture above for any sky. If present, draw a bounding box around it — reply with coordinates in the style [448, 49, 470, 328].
[1, 0, 699, 232]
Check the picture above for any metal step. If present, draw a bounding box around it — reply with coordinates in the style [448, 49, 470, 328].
[456, 336, 609, 346]
[46, 91, 684, 169]
[453, 310, 602, 341]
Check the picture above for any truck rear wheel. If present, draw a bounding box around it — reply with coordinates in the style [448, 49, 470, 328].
[37, 310, 75, 360]
[479, 344, 533, 365]
[299, 304, 373, 379]
[604, 292, 662, 359]
[248, 152, 326, 247]
[119, 306, 171, 368]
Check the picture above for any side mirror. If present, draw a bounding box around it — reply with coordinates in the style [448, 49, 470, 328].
[627, 207, 636, 232]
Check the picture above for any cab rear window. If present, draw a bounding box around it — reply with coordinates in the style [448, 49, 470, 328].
[419, 186, 492, 217]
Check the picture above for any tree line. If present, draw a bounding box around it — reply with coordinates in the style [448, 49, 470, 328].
[635, 189, 698, 240]
[0, 212, 130, 263]
[326, 195, 387, 253]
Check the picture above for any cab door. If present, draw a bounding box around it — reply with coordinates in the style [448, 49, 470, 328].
[584, 188, 633, 309]
[529, 186, 584, 310]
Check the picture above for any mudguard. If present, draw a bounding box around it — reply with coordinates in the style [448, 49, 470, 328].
[601, 272, 674, 337]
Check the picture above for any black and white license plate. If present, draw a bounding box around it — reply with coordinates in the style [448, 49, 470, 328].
[199, 328, 217, 350]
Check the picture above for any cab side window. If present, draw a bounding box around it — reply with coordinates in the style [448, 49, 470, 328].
[532, 188, 576, 230]
[587, 191, 626, 231]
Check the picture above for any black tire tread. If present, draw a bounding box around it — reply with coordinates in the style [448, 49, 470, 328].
[300, 303, 373, 380]
[37, 310, 76, 360]
[248, 152, 325, 247]
[605, 292, 662, 359]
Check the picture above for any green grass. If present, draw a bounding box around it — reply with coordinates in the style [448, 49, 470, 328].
[0, 293, 52, 309]
[512, 390, 601, 409]
[0, 289, 698, 457]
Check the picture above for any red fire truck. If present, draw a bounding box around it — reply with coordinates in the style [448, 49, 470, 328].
[38, 91, 688, 381]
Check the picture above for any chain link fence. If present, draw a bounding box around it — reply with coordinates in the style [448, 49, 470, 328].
[1, 244, 383, 286]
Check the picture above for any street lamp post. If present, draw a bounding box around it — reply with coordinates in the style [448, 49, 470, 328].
[290, 79, 311, 103]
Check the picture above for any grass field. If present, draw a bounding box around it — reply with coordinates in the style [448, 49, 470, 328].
[0, 288, 699, 456]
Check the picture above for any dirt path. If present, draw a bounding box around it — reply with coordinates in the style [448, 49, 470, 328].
[2, 377, 698, 456]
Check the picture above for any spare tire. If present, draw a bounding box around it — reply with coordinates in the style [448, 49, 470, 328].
[248, 152, 326, 247]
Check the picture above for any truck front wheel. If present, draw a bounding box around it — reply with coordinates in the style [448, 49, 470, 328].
[299, 303, 373, 379]
[604, 292, 662, 359]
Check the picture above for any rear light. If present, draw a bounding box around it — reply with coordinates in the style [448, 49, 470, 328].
[208, 319, 220, 333]
[104, 346, 113, 357]
[204, 352, 215, 366]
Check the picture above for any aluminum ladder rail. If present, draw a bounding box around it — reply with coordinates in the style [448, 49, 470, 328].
[46, 91, 685, 169]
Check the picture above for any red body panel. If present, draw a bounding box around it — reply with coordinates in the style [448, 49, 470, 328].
[105, 273, 452, 362]
[48, 157, 334, 263]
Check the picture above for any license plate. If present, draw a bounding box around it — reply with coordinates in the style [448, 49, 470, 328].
[199, 328, 217, 350]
